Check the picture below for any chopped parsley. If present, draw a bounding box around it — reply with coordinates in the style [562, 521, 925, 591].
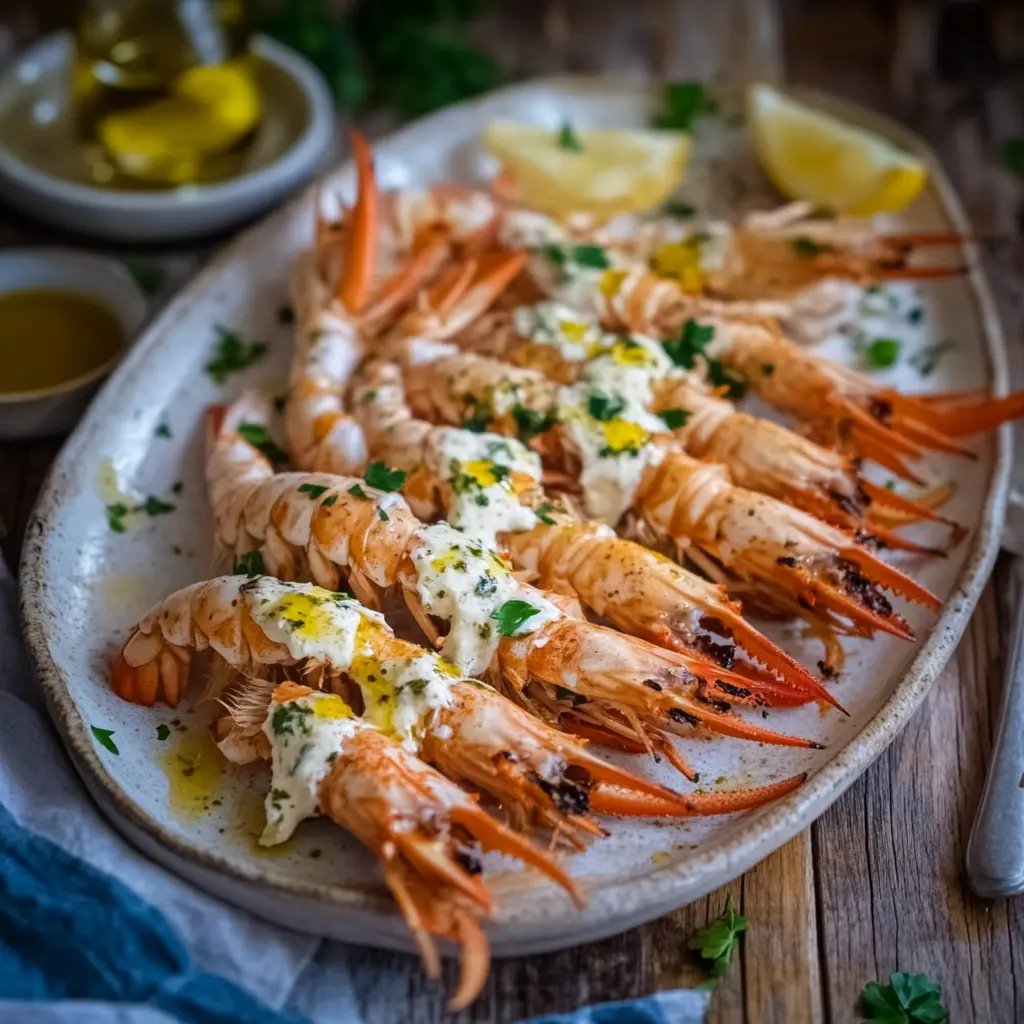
[791, 236, 830, 258]
[91, 726, 119, 755]
[534, 501, 563, 525]
[205, 325, 269, 385]
[557, 122, 583, 152]
[364, 461, 406, 492]
[761, 363, 775, 376]
[171, 481, 183, 495]
[660, 408, 690, 430]
[663, 319, 714, 369]
[276, 303, 295, 325]
[462, 414, 490, 433]
[322, 494, 338, 508]
[474, 574, 498, 597]
[909, 340, 955, 377]
[650, 81, 718, 131]
[107, 493, 176, 532]
[233, 550, 266, 577]
[512, 404, 557, 442]
[377, 506, 389, 522]
[347, 484, 370, 500]
[491, 599, 541, 637]
[663, 199, 696, 218]
[860, 972, 947, 1023]
[270, 702, 313, 737]
[686, 894, 747, 983]
[155, 422, 172, 439]
[587, 392, 627, 422]
[706, 360, 748, 400]
[123, 258, 166, 296]
[864, 337, 901, 370]
[906, 306, 924, 325]
[298, 483, 329, 500]
[156, 724, 171, 741]
[541, 244, 611, 270]
[238, 422, 288, 466]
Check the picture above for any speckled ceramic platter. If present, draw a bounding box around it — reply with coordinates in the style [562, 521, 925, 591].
[20, 77, 1010, 956]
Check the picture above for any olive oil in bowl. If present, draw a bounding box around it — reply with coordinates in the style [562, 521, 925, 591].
[74, 0, 262, 188]
[0, 289, 124, 396]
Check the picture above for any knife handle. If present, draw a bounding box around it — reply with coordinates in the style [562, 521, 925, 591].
[966, 576, 1024, 898]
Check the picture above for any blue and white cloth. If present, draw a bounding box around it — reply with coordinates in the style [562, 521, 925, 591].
[0, 557, 709, 1024]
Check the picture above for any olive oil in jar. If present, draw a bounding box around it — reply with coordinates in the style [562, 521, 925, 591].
[74, 0, 262, 188]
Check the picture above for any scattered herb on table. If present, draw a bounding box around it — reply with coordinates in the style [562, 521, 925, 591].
[155, 422, 172, 439]
[123, 258, 165, 296]
[205, 326, 269, 385]
[906, 306, 924, 325]
[238, 422, 289, 467]
[364, 461, 407, 491]
[107, 494, 176, 532]
[234, 551, 266, 577]
[860, 972, 948, 1023]
[863, 338, 901, 370]
[156, 724, 171, 741]
[686, 894, 747, 985]
[492, 599, 541, 637]
[909, 340, 955, 377]
[651, 81, 718, 131]
[91, 727, 119, 755]
[558, 122, 583, 152]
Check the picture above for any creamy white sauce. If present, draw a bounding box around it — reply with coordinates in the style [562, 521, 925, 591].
[260, 692, 361, 846]
[359, 652, 457, 748]
[426, 429, 541, 548]
[513, 302, 603, 361]
[500, 208, 566, 248]
[411, 522, 560, 675]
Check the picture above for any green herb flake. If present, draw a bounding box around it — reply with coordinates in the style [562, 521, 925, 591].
[205, 325, 269, 385]
[322, 494, 338, 508]
[141, 496, 175, 517]
[570, 244, 611, 269]
[91, 726, 119, 755]
[462, 414, 490, 433]
[512, 404, 557, 442]
[860, 971, 948, 1023]
[909, 340, 955, 377]
[686, 893, 747, 981]
[277, 303, 295, 325]
[348, 484, 370, 501]
[156, 724, 171, 741]
[123, 258, 165, 296]
[155, 423, 172, 439]
[906, 306, 924, 325]
[651, 81, 718, 131]
[298, 483, 329, 500]
[706, 359, 747, 399]
[761, 363, 775, 376]
[660, 408, 691, 430]
[663, 319, 715, 369]
[171, 481, 183, 496]
[557, 122, 583, 152]
[865, 338, 901, 370]
[107, 504, 128, 533]
[663, 200, 696, 218]
[534, 501, 563, 525]
[233, 550, 266, 577]
[377, 506, 389, 522]
[238, 422, 289, 467]
[791, 236, 829, 258]
[491, 599, 542, 637]
[588, 392, 627, 422]
[270, 702, 313, 737]
[364, 461, 407, 492]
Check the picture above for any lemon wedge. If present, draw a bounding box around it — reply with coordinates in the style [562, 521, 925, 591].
[482, 120, 691, 218]
[98, 59, 261, 186]
[747, 84, 927, 215]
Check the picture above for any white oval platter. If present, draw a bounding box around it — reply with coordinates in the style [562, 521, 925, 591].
[20, 76, 1010, 956]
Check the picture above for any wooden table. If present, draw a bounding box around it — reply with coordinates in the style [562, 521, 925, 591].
[3, 2, 1024, 1021]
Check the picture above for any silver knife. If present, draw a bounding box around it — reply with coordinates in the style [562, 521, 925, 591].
[966, 490, 1024, 897]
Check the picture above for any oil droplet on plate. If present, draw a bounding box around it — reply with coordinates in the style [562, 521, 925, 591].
[235, 786, 292, 858]
[96, 571, 151, 620]
[159, 728, 225, 819]
[96, 457, 146, 532]
[651, 850, 671, 867]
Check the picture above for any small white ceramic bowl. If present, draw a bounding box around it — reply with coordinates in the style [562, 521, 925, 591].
[0, 250, 147, 439]
[0, 34, 336, 243]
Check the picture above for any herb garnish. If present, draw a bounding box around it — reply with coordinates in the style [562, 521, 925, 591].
[234, 551, 266, 577]
[761, 363, 775, 376]
[660, 408, 690, 430]
[270, 702, 312, 737]
[156, 724, 171, 741]
[587, 392, 627, 422]
[155, 423, 172, 439]
[909, 340, 955, 377]
[348, 484, 370, 500]
[558, 122, 583, 152]
[277, 303, 295, 325]
[663, 319, 714, 369]
[238, 423, 289, 467]
[864, 338, 901, 370]
[107, 493, 176, 532]
[792, 236, 830, 258]
[707, 359, 748, 400]
[906, 306, 923, 325]
[860, 972, 948, 1023]
[492, 599, 541, 637]
[205, 326, 269, 385]
[298, 483, 329, 500]
[542, 244, 611, 270]
[651, 81, 718, 131]
[364, 461, 407, 491]
[378, 506, 390, 522]
[123, 258, 166, 296]
[663, 199, 696, 218]
[322, 494, 338, 507]
[512, 404, 557, 442]
[686, 894, 747, 984]
[534, 501, 563, 525]
[91, 726, 119, 755]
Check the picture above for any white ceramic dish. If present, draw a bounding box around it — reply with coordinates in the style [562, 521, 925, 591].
[0, 249, 147, 439]
[0, 34, 335, 243]
[20, 77, 1009, 956]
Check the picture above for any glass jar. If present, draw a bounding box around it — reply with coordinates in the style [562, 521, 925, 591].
[74, 0, 262, 188]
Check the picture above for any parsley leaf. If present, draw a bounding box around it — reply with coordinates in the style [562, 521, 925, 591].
[588, 392, 627, 422]
[558, 122, 583, 152]
[348, 484, 370, 500]
[534, 501, 563, 525]
[322, 494, 338, 508]
[663, 199, 696, 218]
[462, 414, 490, 433]
[123, 258, 165, 296]
[205, 325, 269, 385]
[651, 81, 718, 131]
[491, 599, 542, 637]
[686, 894, 747, 980]
[864, 338, 901, 370]
[156, 724, 171, 741]
[861, 972, 948, 1023]
[298, 483, 329, 500]
[663, 319, 715, 369]
[378, 506, 390, 522]
[141, 496, 175, 516]
[660, 408, 690, 430]
[571, 245, 611, 269]
[512, 404, 557, 442]
[761, 362, 775, 376]
[233, 550, 266, 577]
[792, 236, 830, 258]
[364, 461, 406, 492]
[909, 340, 955, 377]
[707, 359, 748, 399]
[277, 303, 295, 325]
[238, 422, 289, 467]
[107, 503, 128, 533]
[155, 422, 172, 439]
[91, 726, 119, 755]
